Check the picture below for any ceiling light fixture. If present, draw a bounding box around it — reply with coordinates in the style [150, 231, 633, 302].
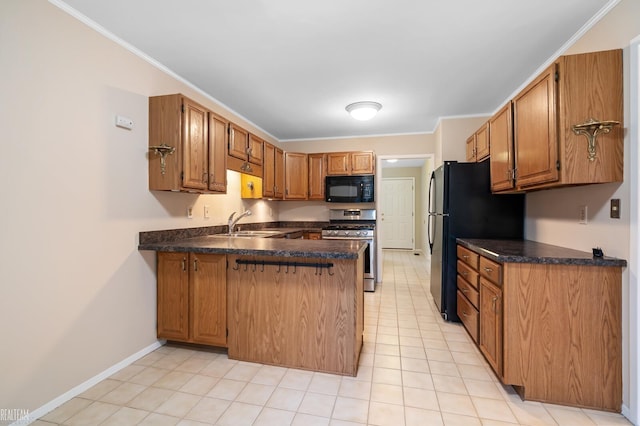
[345, 101, 382, 121]
[386, 159, 398, 163]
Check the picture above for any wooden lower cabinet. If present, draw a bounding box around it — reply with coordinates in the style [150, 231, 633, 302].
[478, 278, 502, 374]
[456, 244, 622, 411]
[157, 252, 227, 347]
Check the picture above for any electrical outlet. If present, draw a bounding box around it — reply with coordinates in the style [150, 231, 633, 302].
[204, 205, 210, 219]
[579, 205, 588, 225]
[187, 207, 193, 219]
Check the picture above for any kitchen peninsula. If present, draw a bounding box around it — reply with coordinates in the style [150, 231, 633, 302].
[139, 228, 366, 376]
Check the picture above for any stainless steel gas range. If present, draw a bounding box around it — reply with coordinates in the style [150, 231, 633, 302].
[321, 209, 376, 292]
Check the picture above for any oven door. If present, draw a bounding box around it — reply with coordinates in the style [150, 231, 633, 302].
[362, 238, 375, 292]
[321, 236, 376, 292]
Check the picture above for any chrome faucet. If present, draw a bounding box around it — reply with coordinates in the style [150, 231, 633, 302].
[227, 209, 252, 233]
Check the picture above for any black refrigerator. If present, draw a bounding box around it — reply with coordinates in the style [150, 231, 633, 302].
[428, 160, 524, 322]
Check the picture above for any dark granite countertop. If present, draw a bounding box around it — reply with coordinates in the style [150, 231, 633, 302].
[457, 239, 627, 267]
[139, 233, 366, 259]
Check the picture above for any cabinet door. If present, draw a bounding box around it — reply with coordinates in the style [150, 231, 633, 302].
[479, 278, 503, 375]
[190, 254, 227, 346]
[308, 153, 326, 200]
[284, 152, 308, 200]
[157, 252, 189, 341]
[513, 64, 558, 187]
[208, 113, 228, 193]
[466, 135, 476, 162]
[351, 152, 374, 174]
[262, 142, 275, 198]
[228, 123, 249, 160]
[475, 123, 490, 161]
[326, 152, 350, 175]
[248, 133, 263, 165]
[274, 147, 284, 199]
[489, 103, 515, 192]
[182, 99, 209, 190]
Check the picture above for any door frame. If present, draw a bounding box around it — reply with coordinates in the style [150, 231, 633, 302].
[375, 154, 434, 282]
[628, 33, 640, 425]
[381, 177, 415, 250]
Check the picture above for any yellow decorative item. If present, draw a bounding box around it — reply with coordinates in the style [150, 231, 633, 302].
[241, 174, 263, 199]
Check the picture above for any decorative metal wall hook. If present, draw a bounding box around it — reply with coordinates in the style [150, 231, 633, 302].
[149, 144, 176, 175]
[327, 265, 334, 276]
[572, 118, 620, 162]
[232, 262, 239, 271]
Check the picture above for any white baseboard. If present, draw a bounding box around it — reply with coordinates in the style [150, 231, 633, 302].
[621, 404, 633, 424]
[13, 340, 164, 425]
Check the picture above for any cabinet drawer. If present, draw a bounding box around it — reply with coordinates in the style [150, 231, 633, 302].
[479, 256, 502, 286]
[457, 290, 479, 343]
[457, 245, 479, 269]
[457, 275, 479, 308]
[457, 260, 479, 289]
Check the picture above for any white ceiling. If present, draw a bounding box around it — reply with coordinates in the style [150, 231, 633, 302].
[54, 0, 615, 141]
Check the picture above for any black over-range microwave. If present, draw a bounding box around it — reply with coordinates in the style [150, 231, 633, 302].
[325, 175, 374, 203]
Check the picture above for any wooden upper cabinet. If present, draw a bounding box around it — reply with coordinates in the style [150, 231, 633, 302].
[274, 147, 284, 199]
[466, 123, 489, 163]
[351, 152, 375, 174]
[228, 123, 249, 160]
[513, 64, 558, 188]
[308, 153, 326, 200]
[248, 133, 263, 165]
[182, 99, 209, 190]
[262, 142, 275, 198]
[148, 94, 226, 193]
[466, 135, 476, 162]
[555, 49, 623, 185]
[475, 123, 489, 161]
[227, 124, 263, 177]
[208, 113, 228, 193]
[262, 142, 284, 199]
[284, 152, 308, 200]
[489, 103, 515, 192]
[326, 151, 375, 175]
[508, 49, 623, 191]
[327, 152, 350, 175]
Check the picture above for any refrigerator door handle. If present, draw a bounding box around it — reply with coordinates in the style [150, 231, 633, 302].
[428, 171, 436, 253]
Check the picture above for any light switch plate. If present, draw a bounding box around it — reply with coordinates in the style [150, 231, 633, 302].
[611, 199, 620, 219]
[579, 205, 588, 225]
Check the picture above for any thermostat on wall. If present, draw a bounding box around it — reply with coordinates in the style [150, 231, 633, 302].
[115, 115, 134, 130]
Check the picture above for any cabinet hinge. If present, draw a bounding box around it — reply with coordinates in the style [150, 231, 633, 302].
[180, 171, 184, 181]
[226, 328, 229, 337]
[556, 160, 560, 170]
[181, 104, 185, 113]
[554, 71, 559, 82]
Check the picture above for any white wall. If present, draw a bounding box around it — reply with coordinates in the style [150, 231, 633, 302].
[0, 0, 272, 413]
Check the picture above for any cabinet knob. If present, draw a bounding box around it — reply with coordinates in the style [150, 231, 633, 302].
[484, 267, 493, 273]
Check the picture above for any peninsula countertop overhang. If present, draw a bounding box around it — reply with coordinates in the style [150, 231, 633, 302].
[139, 234, 367, 259]
[457, 238, 627, 267]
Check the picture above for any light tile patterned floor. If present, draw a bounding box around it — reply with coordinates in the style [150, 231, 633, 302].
[36, 250, 631, 425]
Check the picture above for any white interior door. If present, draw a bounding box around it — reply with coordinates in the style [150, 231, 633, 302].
[381, 178, 415, 249]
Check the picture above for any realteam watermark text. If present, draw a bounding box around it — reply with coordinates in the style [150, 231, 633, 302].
[0, 408, 30, 425]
